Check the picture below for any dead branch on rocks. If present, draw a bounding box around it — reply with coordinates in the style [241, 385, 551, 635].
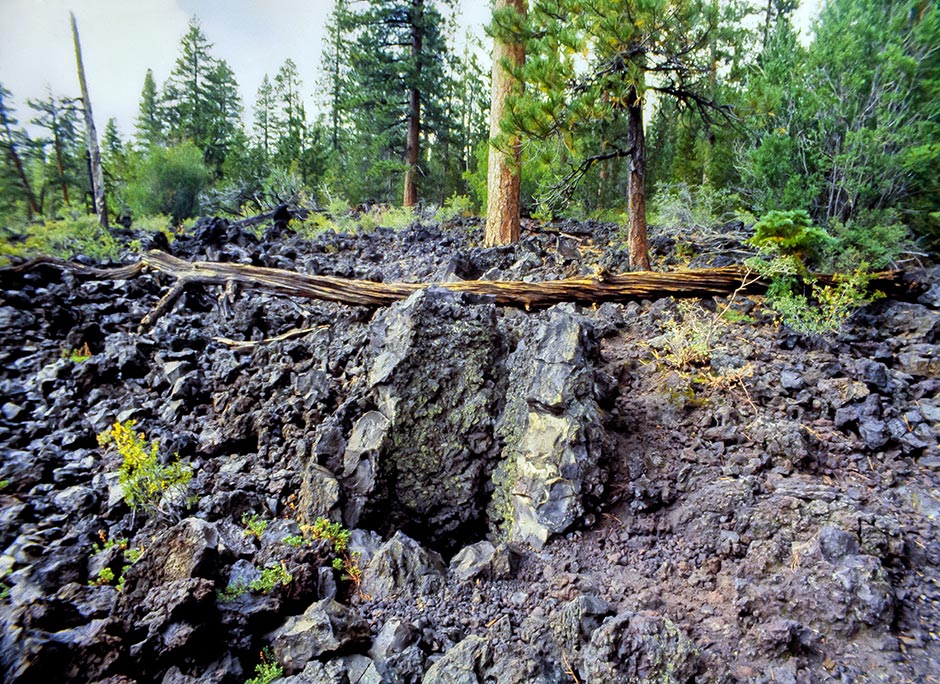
[3, 250, 909, 332]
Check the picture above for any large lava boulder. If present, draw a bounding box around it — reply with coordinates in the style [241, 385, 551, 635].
[340, 287, 505, 551]
[490, 306, 611, 549]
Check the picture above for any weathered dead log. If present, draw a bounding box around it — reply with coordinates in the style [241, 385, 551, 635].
[2, 250, 909, 331]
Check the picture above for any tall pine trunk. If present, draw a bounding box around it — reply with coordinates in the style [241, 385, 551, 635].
[51, 112, 70, 206]
[627, 89, 650, 270]
[0, 96, 40, 218]
[484, 0, 526, 246]
[71, 12, 108, 229]
[403, 0, 424, 208]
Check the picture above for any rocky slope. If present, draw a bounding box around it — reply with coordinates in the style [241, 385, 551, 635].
[0, 217, 938, 683]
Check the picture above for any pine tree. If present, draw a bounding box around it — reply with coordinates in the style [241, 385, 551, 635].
[203, 59, 242, 176]
[485, 0, 526, 246]
[0, 83, 40, 217]
[273, 58, 306, 170]
[253, 74, 276, 160]
[513, 0, 738, 269]
[161, 17, 241, 175]
[29, 92, 83, 210]
[320, 0, 351, 153]
[135, 69, 163, 148]
[340, 0, 456, 205]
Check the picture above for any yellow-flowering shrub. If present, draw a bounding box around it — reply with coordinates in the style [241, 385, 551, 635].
[97, 420, 192, 519]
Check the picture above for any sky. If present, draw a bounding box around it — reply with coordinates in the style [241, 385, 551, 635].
[0, 0, 821, 140]
[0, 0, 492, 137]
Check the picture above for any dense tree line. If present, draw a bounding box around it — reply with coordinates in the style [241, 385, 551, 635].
[0, 0, 937, 266]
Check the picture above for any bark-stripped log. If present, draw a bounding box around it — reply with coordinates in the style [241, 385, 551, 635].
[2, 250, 908, 331]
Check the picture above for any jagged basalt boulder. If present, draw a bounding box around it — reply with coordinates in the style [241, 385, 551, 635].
[360, 531, 446, 600]
[579, 611, 698, 683]
[269, 598, 370, 673]
[491, 306, 612, 548]
[342, 287, 504, 550]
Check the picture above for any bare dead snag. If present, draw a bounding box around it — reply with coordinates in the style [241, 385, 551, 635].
[1, 250, 909, 332]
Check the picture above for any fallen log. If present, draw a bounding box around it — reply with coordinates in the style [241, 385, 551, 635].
[2, 250, 909, 331]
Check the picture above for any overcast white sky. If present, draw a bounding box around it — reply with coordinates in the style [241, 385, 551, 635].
[0, 0, 820, 140]
[0, 0, 492, 138]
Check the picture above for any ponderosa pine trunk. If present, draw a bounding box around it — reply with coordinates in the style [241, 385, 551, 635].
[484, 0, 526, 247]
[403, 0, 424, 208]
[71, 12, 108, 229]
[627, 89, 650, 270]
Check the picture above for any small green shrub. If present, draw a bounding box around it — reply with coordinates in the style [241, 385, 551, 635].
[0, 214, 121, 265]
[91, 567, 115, 586]
[747, 209, 834, 268]
[217, 581, 249, 603]
[122, 142, 210, 222]
[282, 534, 306, 548]
[245, 649, 283, 684]
[249, 563, 293, 594]
[242, 513, 268, 540]
[747, 210, 883, 336]
[305, 517, 362, 590]
[97, 420, 192, 520]
[764, 268, 883, 336]
[434, 194, 473, 224]
[64, 342, 92, 364]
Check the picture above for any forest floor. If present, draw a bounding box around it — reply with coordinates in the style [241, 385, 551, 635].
[0, 215, 938, 683]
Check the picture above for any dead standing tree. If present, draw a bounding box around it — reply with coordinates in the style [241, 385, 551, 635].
[71, 12, 109, 229]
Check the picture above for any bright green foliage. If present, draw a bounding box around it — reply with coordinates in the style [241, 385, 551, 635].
[747, 209, 834, 268]
[91, 567, 115, 586]
[282, 534, 306, 548]
[249, 563, 293, 594]
[97, 420, 193, 519]
[64, 342, 92, 363]
[134, 69, 163, 148]
[0, 214, 120, 265]
[217, 581, 248, 603]
[121, 142, 210, 222]
[309, 517, 351, 554]
[242, 513, 268, 540]
[765, 267, 883, 336]
[747, 209, 884, 336]
[306, 517, 362, 588]
[245, 650, 283, 684]
[161, 18, 242, 176]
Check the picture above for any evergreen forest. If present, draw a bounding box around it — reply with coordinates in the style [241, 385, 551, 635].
[0, 0, 938, 264]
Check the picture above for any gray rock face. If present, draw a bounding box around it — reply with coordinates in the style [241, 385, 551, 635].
[422, 635, 491, 684]
[306, 287, 503, 551]
[449, 541, 516, 582]
[356, 288, 503, 548]
[491, 307, 610, 548]
[737, 523, 894, 637]
[361, 531, 446, 600]
[269, 598, 370, 673]
[580, 612, 698, 684]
